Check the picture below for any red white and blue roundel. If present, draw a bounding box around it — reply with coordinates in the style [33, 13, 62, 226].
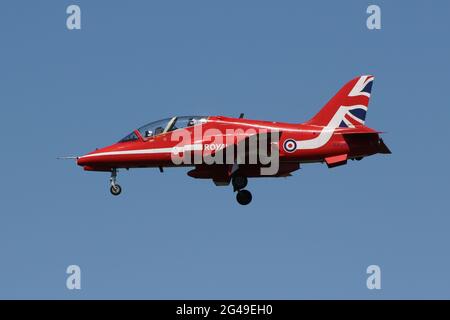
[283, 139, 297, 153]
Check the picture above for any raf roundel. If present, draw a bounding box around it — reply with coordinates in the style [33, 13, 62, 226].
[283, 139, 297, 153]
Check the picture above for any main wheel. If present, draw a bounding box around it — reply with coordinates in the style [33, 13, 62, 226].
[110, 184, 122, 196]
[232, 175, 248, 190]
[236, 189, 252, 205]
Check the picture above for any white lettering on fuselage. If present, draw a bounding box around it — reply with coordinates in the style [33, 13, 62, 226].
[204, 143, 227, 151]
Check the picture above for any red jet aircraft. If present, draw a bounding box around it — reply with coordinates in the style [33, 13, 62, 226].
[72, 75, 390, 205]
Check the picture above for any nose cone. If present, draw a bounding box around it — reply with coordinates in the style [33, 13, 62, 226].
[77, 155, 90, 167]
[77, 143, 123, 171]
[77, 147, 107, 169]
[77, 150, 100, 170]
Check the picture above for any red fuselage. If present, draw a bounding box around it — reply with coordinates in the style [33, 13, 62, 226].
[77, 115, 387, 177]
[74, 76, 390, 203]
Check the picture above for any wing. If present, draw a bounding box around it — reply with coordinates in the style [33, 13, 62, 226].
[186, 130, 300, 185]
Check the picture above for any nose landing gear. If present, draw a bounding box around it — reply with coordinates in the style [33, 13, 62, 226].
[110, 169, 122, 196]
[232, 175, 252, 205]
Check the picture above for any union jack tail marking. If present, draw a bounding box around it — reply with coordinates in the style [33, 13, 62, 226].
[307, 75, 374, 128]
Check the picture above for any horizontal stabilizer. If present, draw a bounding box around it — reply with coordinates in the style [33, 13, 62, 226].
[325, 154, 348, 168]
[339, 130, 384, 136]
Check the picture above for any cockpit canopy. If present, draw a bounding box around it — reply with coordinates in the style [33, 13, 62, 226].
[119, 116, 208, 142]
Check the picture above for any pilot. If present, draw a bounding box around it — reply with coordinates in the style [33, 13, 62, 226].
[154, 127, 164, 135]
[145, 130, 153, 137]
[187, 118, 196, 127]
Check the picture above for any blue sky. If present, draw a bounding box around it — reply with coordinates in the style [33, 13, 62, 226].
[0, 0, 449, 299]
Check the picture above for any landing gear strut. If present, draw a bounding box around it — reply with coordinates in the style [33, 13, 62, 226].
[232, 175, 248, 191]
[110, 169, 122, 196]
[232, 175, 252, 205]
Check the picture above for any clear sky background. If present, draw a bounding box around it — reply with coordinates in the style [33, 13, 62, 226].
[0, 0, 449, 299]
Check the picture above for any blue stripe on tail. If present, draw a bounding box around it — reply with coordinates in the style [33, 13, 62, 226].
[361, 81, 373, 94]
[339, 120, 348, 128]
[349, 109, 367, 122]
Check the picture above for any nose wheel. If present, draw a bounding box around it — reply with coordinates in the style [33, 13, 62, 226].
[232, 175, 252, 205]
[110, 184, 122, 196]
[109, 169, 122, 196]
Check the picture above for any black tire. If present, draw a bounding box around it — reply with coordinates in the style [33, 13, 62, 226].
[355, 157, 363, 161]
[232, 175, 248, 190]
[110, 184, 122, 196]
[236, 189, 252, 205]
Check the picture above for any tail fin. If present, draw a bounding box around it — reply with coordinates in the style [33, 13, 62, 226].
[306, 75, 374, 128]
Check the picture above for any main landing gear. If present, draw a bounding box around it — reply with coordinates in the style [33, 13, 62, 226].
[232, 175, 252, 205]
[109, 168, 122, 196]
